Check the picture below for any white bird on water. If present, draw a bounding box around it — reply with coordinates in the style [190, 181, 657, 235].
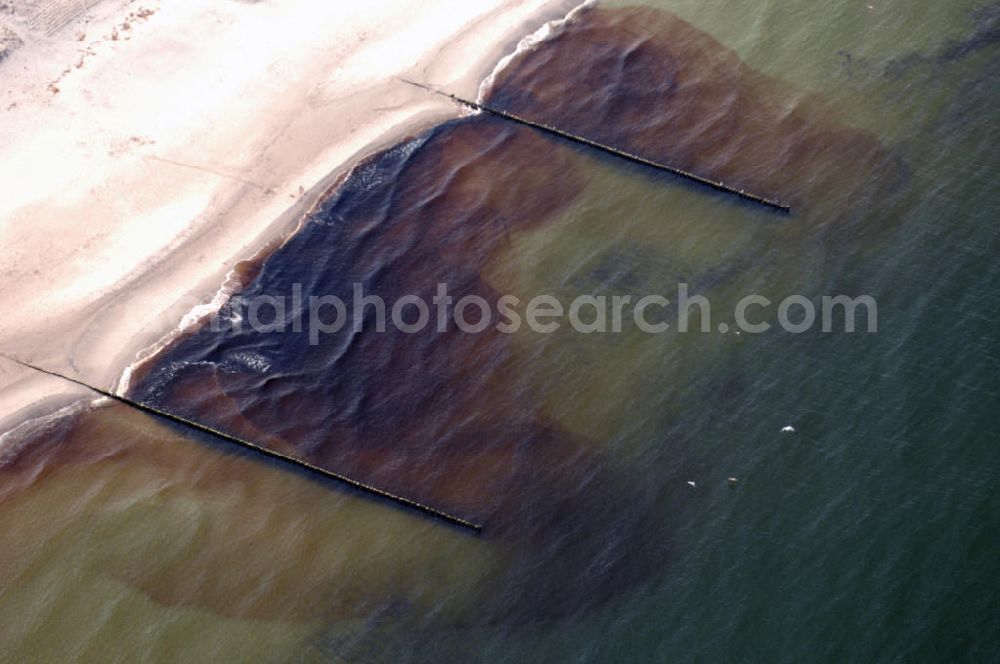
[687, 481, 697, 488]
[781, 425, 796, 433]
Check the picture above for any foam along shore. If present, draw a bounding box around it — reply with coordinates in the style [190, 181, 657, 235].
[0, 0, 579, 436]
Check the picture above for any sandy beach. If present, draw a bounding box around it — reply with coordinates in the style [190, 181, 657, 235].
[0, 0, 579, 437]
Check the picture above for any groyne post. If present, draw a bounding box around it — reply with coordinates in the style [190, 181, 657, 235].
[401, 78, 792, 214]
[3, 355, 483, 534]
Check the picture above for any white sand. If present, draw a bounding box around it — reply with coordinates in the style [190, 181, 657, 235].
[0, 0, 579, 436]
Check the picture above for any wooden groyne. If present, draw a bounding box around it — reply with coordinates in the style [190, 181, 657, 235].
[4, 355, 483, 534]
[402, 79, 792, 214]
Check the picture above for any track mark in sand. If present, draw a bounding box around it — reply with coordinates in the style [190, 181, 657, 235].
[142, 154, 267, 190]
[16, 0, 103, 36]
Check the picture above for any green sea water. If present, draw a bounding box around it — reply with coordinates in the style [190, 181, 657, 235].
[465, 0, 1000, 660]
[1, 1, 997, 661]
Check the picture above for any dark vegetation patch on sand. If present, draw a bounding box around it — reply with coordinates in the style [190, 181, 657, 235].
[0, 24, 21, 62]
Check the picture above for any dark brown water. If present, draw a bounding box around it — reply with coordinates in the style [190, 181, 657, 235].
[2, 3, 997, 661]
[123, 2, 905, 622]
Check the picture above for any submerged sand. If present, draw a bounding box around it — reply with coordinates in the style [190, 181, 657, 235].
[0, 0, 580, 436]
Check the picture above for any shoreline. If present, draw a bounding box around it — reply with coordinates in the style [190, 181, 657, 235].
[0, 0, 583, 440]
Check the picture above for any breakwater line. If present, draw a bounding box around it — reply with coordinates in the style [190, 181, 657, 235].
[3, 355, 483, 534]
[402, 78, 792, 214]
